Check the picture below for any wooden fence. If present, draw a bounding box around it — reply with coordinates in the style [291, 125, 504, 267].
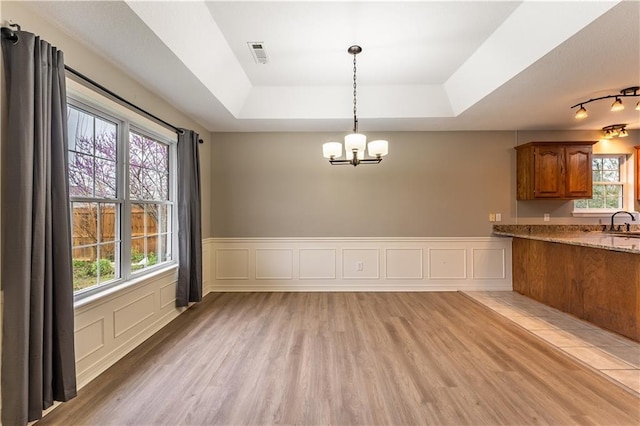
[73, 205, 159, 260]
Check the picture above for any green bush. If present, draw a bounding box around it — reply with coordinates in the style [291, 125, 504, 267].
[131, 247, 145, 263]
[90, 258, 114, 277]
[73, 260, 92, 279]
[131, 248, 158, 268]
[73, 258, 114, 280]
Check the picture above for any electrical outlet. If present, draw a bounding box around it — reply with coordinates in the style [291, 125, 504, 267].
[356, 261, 364, 272]
[544, 213, 550, 222]
[495, 213, 502, 222]
[489, 213, 496, 222]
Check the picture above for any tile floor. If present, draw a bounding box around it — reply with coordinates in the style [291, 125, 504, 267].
[463, 291, 640, 397]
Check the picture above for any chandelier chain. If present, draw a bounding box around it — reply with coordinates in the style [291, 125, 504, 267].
[353, 53, 357, 133]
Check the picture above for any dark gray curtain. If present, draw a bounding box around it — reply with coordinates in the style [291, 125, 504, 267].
[1, 31, 77, 424]
[176, 129, 202, 306]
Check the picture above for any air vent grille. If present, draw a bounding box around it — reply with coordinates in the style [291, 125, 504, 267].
[248, 42, 269, 64]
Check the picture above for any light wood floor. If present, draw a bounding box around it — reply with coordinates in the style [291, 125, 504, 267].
[39, 292, 640, 425]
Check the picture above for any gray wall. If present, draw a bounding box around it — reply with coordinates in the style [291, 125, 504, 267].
[210, 129, 640, 237]
[210, 131, 515, 237]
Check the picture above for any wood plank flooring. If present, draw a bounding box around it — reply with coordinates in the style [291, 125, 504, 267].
[38, 292, 640, 425]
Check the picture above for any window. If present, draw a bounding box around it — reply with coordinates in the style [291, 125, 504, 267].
[68, 99, 176, 298]
[574, 155, 630, 213]
[129, 131, 173, 273]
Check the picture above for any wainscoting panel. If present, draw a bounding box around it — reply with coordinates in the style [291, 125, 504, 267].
[160, 281, 177, 309]
[428, 248, 467, 280]
[299, 248, 336, 279]
[215, 248, 250, 280]
[472, 248, 506, 279]
[202, 241, 212, 293]
[73, 266, 183, 389]
[256, 249, 293, 280]
[207, 237, 512, 292]
[343, 249, 380, 280]
[75, 318, 105, 363]
[113, 292, 155, 338]
[386, 248, 423, 280]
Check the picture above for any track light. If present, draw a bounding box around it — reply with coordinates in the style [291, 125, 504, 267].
[610, 97, 624, 112]
[575, 105, 588, 119]
[602, 124, 628, 139]
[571, 86, 639, 119]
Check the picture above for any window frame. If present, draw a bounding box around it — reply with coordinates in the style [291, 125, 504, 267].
[67, 94, 178, 303]
[572, 153, 635, 217]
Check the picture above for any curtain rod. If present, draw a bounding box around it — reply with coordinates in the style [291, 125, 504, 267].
[1, 24, 204, 144]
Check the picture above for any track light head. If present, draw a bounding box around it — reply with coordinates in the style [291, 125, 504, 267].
[574, 105, 588, 119]
[610, 97, 624, 112]
[602, 124, 627, 139]
[636, 101, 640, 111]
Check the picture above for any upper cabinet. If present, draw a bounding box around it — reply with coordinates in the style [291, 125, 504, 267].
[635, 146, 640, 201]
[515, 141, 596, 200]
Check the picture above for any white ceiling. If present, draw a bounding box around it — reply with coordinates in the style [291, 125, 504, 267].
[23, 1, 640, 133]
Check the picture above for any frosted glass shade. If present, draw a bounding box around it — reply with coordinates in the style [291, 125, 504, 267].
[322, 142, 342, 158]
[368, 140, 389, 157]
[345, 133, 366, 153]
[610, 98, 624, 112]
[574, 106, 588, 120]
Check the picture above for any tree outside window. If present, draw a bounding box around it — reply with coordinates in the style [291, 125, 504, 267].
[574, 156, 625, 210]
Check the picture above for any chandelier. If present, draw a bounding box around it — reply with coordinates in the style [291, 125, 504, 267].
[322, 45, 388, 166]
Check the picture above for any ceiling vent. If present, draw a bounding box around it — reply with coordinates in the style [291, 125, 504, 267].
[247, 42, 269, 64]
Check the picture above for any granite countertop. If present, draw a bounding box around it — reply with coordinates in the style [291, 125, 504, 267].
[493, 225, 640, 254]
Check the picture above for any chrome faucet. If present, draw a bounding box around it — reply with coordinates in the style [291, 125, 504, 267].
[609, 211, 636, 231]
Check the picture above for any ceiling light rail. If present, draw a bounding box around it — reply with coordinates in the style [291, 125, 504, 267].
[322, 45, 388, 167]
[601, 124, 629, 139]
[571, 86, 640, 120]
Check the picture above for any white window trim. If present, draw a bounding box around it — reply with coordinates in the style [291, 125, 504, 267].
[67, 78, 178, 303]
[572, 153, 637, 218]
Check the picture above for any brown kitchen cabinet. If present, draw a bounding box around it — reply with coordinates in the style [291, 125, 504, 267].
[515, 141, 596, 200]
[512, 237, 639, 342]
[635, 146, 640, 201]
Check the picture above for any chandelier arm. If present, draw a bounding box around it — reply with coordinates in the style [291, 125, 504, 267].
[359, 158, 383, 164]
[329, 159, 355, 166]
[329, 158, 382, 166]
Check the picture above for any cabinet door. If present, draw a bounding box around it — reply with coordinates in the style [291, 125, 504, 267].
[565, 145, 592, 198]
[635, 146, 640, 201]
[534, 146, 564, 198]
